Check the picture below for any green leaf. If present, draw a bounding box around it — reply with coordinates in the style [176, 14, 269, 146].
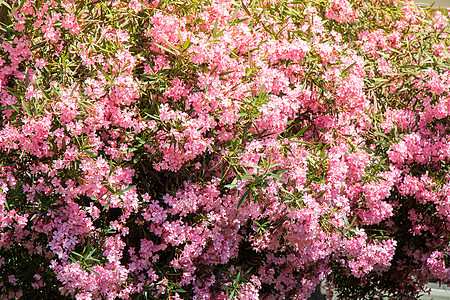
[386, 46, 401, 54]
[373, 126, 389, 138]
[231, 4, 239, 22]
[241, 174, 255, 179]
[237, 188, 251, 209]
[343, 212, 349, 227]
[70, 251, 84, 260]
[21, 98, 31, 116]
[117, 184, 136, 195]
[0, 0, 11, 9]
[86, 267, 101, 277]
[345, 140, 356, 152]
[241, 1, 251, 16]
[316, 190, 326, 199]
[229, 17, 249, 25]
[153, 42, 178, 56]
[242, 164, 262, 169]
[219, 70, 235, 76]
[399, 64, 419, 69]
[103, 184, 115, 193]
[271, 168, 289, 174]
[267, 173, 286, 182]
[182, 37, 191, 51]
[12, 0, 26, 15]
[229, 290, 235, 300]
[210, 64, 219, 75]
[341, 62, 356, 77]
[260, 22, 275, 38]
[296, 125, 310, 137]
[212, 18, 219, 38]
[102, 198, 112, 212]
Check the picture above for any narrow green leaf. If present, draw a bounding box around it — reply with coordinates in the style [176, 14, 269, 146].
[230, 17, 249, 25]
[343, 213, 349, 226]
[267, 173, 286, 182]
[237, 188, 251, 209]
[102, 198, 112, 212]
[229, 290, 235, 300]
[71, 251, 84, 259]
[296, 125, 310, 137]
[242, 164, 262, 169]
[349, 215, 358, 227]
[271, 168, 289, 174]
[12, 0, 26, 15]
[345, 140, 356, 152]
[103, 184, 115, 194]
[21, 98, 31, 116]
[316, 190, 326, 199]
[86, 267, 101, 277]
[231, 4, 239, 22]
[153, 42, 177, 56]
[341, 62, 356, 77]
[210, 64, 219, 75]
[182, 37, 191, 51]
[213, 18, 219, 38]
[241, 1, 251, 16]
[219, 70, 235, 76]
[374, 131, 390, 139]
[386, 46, 401, 54]
[0, 0, 12, 9]
[117, 185, 136, 195]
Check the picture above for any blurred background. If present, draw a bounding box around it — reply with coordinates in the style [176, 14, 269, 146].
[415, 0, 450, 8]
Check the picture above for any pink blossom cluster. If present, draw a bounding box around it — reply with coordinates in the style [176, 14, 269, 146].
[1, 0, 450, 299]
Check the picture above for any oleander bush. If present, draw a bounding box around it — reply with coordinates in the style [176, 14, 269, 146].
[1, 0, 450, 299]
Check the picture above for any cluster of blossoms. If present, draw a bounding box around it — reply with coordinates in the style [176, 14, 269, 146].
[1, 0, 450, 299]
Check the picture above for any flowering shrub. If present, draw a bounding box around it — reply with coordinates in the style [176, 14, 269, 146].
[1, 0, 450, 299]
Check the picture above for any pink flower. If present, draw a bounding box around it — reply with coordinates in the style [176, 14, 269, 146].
[129, 0, 142, 13]
[61, 14, 81, 34]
